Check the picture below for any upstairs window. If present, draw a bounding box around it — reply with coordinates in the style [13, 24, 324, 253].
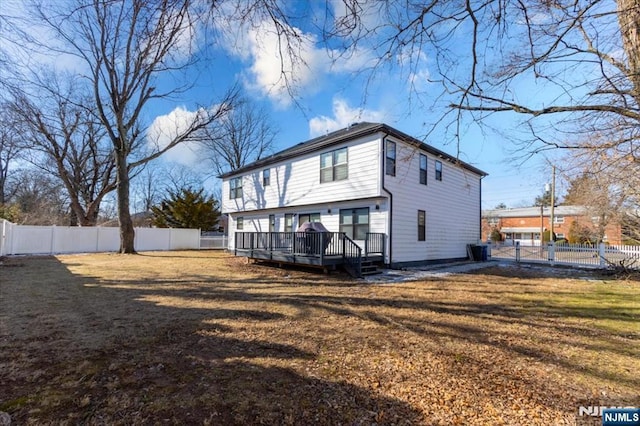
[419, 154, 427, 185]
[230, 177, 243, 199]
[554, 216, 565, 223]
[263, 168, 270, 186]
[320, 148, 348, 183]
[435, 160, 443, 181]
[386, 140, 396, 176]
[340, 208, 370, 240]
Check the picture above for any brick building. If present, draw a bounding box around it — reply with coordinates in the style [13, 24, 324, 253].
[481, 205, 623, 245]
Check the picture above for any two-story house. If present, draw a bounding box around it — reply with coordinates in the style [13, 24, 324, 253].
[220, 122, 487, 275]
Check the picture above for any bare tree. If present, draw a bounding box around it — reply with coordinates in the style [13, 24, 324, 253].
[11, 169, 70, 225]
[200, 98, 278, 176]
[316, 1, 639, 159]
[563, 171, 626, 242]
[564, 147, 640, 243]
[130, 163, 205, 213]
[0, 104, 22, 205]
[35, 0, 236, 252]
[8, 75, 117, 226]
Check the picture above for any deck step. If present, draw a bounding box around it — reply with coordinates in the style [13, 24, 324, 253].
[361, 260, 382, 276]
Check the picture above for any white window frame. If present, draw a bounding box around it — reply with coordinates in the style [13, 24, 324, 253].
[229, 177, 243, 199]
[320, 147, 348, 183]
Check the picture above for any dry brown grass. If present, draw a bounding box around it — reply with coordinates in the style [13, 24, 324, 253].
[1, 251, 638, 425]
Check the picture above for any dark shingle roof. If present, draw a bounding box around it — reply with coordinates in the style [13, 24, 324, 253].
[218, 122, 487, 178]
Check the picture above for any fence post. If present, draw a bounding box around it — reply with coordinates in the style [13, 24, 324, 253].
[0, 220, 6, 256]
[515, 241, 520, 262]
[548, 241, 555, 264]
[9, 221, 16, 255]
[50, 225, 56, 254]
[599, 243, 606, 267]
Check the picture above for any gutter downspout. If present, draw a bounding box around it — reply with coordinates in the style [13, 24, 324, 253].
[479, 175, 484, 243]
[381, 134, 393, 267]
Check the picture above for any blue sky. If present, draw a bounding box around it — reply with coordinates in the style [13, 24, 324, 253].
[3, 0, 560, 209]
[143, 4, 559, 210]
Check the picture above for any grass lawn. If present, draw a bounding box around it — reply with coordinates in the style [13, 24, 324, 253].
[1, 251, 638, 425]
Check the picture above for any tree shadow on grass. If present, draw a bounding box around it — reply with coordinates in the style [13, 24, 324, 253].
[1, 256, 423, 425]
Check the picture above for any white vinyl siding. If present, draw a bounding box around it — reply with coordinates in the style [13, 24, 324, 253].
[384, 137, 481, 262]
[222, 134, 381, 214]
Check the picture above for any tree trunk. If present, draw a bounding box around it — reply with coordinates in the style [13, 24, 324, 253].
[115, 150, 136, 253]
[618, 0, 640, 101]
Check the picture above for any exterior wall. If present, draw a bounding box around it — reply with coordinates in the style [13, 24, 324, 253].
[222, 133, 382, 214]
[481, 214, 623, 245]
[383, 137, 482, 264]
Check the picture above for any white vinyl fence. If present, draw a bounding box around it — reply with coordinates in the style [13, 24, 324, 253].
[490, 241, 640, 270]
[1, 220, 201, 256]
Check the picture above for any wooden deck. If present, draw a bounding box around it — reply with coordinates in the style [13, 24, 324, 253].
[234, 232, 385, 277]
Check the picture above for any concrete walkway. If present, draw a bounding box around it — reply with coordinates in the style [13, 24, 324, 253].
[364, 260, 499, 283]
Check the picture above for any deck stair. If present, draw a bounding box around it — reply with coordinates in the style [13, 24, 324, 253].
[360, 260, 382, 276]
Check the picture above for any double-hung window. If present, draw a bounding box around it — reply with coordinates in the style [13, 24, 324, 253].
[269, 214, 275, 232]
[284, 214, 294, 232]
[320, 148, 348, 183]
[419, 154, 427, 185]
[263, 168, 270, 186]
[236, 217, 244, 230]
[386, 140, 396, 176]
[340, 208, 370, 240]
[229, 177, 243, 199]
[418, 210, 426, 241]
[435, 161, 443, 181]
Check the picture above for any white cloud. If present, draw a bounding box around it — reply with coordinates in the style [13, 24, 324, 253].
[309, 98, 385, 137]
[147, 106, 206, 166]
[216, 16, 327, 107]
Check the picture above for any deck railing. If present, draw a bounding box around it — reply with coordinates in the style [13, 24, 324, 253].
[236, 231, 344, 257]
[365, 232, 385, 257]
[234, 231, 385, 277]
[235, 231, 385, 258]
[342, 235, 362, 277]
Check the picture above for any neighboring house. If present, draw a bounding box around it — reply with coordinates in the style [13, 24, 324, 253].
[220, 122, 487, 274]
[482, 205, 623, 245]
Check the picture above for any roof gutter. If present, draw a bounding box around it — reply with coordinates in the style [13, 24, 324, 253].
[381, 134, 393, 267]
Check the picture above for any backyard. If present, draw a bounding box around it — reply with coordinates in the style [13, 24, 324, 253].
[1, 251, 638, 425]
